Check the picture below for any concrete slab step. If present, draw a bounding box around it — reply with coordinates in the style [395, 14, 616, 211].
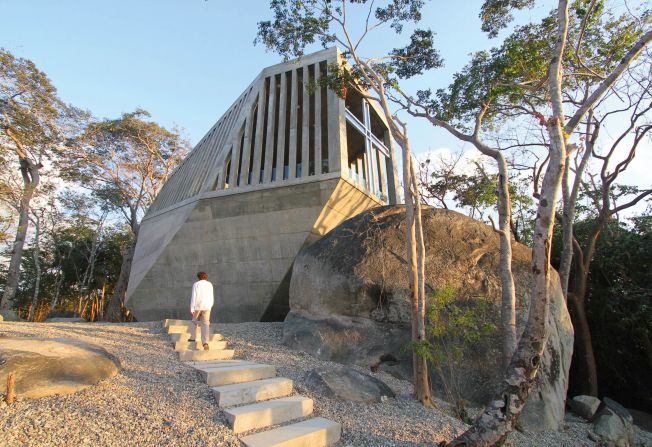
[166, 323, 219, 334]
[186, 360, 257, 371]
[213, 377, 294, 407]
[226, 396, 312, 434]
[169, 332, 224, 343]
[239, 417, 341, 447]
[178, 349, 235, 362]
[201, 364, 277, 387]
[174, 340, 228, 351]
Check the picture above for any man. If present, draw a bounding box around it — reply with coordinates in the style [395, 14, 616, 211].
[189, 271, 214, 350]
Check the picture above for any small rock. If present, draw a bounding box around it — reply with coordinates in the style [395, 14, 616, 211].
[604, 397, 634, 424]
[594, 406, 636, 447]
[306, 366, 395, 404]
[569, 395, 601, 420]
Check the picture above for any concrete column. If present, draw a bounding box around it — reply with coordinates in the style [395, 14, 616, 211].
[314, 65, 322, 176]
[275, 72, 288, 182]
[239, 96, 258, 187]
[263, 76, 277, 184]
[288, 69, 298, 181]
[383, 131, 400, 204]
[251, 84, 267, 186]
[301, 67, 310, 178]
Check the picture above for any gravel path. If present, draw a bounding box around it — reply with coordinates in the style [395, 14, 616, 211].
[1, 321, 598, 447]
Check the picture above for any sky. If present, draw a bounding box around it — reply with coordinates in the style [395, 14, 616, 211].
[0, 0, 552, 152]
[1, 0, 649, 212]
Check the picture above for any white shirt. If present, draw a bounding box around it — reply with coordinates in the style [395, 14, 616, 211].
[190, 280, 214, 313]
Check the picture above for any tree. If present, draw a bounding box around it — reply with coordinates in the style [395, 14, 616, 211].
[65, 109, 189, 320]
[432, 2, 651, 444]
[0, 48, 73, 311]
[257, 0, 443, 406]
[561, 66, 652, 395]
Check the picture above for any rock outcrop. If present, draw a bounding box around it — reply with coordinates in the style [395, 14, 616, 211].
[284, 206, 574, 431]
[0, 336, 120, 398]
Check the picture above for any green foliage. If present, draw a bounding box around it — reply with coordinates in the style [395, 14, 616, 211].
[256, 0, 442, 94]
[62, 109, 189, 231]
[479, 0, 535, 38]
[411, 286, 497, 418]
[0, 48, 69, 153]
[417, 3, 648, 129]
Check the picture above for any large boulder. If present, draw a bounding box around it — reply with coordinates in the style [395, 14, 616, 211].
[0, 336, 120, 398]
[284, 206, 574, 431]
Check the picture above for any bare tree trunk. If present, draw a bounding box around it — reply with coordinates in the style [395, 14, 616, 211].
[104, 238, 137, 321]
[568, 288, 598, 396]
[28, 212, 42, 321]
[1, 159, 40, 310]
[448, 3, 570, 445]
[495, 153, 517, 369]
[399, 135, 433, 406]
[409, 145, 434, 407]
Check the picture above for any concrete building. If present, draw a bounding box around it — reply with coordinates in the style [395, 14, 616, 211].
[126, 47, 399, 322]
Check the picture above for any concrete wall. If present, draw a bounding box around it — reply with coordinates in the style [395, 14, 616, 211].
[126, 177, 382, 322]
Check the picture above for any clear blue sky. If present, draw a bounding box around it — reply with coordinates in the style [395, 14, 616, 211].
[1, 0, 553, 155]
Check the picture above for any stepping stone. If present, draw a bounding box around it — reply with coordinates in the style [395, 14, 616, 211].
[174, 340, 228, 351]
[239, 417, 341, 447]
[226, 395, 313, 434]
[201, 364, 276, 387]
[169, 332, 224, 343]
[213, 377, 294, 407]
[178, 349, 235, 362]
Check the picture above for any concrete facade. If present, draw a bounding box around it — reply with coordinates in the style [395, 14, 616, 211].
[126, 47, 399, 322]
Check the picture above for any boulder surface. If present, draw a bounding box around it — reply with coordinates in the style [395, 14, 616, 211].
[285, 206, 574, 431]
[306, 366, 395, 403]
[0, 336, 120, 398]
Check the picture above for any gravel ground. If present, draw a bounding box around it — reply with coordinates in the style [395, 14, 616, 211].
[0, 321, 604, 446]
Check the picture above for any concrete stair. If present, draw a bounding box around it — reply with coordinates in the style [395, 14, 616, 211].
[200, 363, 277, 387]
[163, 319, 341, 445]
[178, 349, 235, 362]
[170, 332, 224, 343]
[225, 396, 313, 434]
[239, 417, 342, 447]
[174, 340, 228, 351]
[213, 377, 293, 407]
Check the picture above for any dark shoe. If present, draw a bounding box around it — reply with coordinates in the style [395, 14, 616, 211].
[203, 343, 209, 351]
[187, 339, 196, 342]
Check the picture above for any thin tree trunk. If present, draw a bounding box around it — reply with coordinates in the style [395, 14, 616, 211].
[28, 212, 42, 321]
[568, 288, 598, 396]
[409, 146, 434, 407]
[495, 153, 517, 369]
[448, 3, 570, 444]
[400, 136, 430, 404]
[1, 160, 39, 310]
[104, 238, 137, 321]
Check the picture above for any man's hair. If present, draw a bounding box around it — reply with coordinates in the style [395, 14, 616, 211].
[197, 271, 208, 280]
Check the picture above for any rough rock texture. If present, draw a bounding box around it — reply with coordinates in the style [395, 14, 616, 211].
[306, 366, 395, 403]
[285, 206, 574, 431]
[45, 317, 87, 323]
[0, 310, 20, 321]
[570, 395, 602, 420]
[593, 406, 636, 447]
[0, 336, 120, 398]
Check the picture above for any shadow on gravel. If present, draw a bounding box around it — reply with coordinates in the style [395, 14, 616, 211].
[344, 431, 441, 447]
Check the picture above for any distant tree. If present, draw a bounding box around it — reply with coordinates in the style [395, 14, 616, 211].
[0, 48, 75, 310]
[65, 109, 189, 320]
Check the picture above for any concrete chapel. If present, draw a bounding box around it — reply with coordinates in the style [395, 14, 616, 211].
[126, 47, 399, 322]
